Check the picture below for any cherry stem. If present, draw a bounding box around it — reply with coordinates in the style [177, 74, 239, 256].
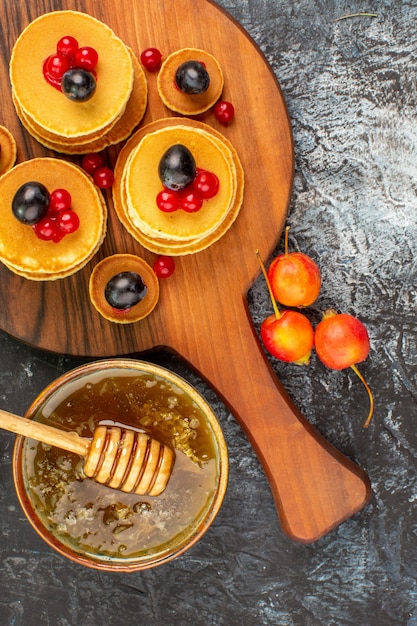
[350, 364, 374, 428]
[255, 250, 281, 319]
[284, 225, 290, 257]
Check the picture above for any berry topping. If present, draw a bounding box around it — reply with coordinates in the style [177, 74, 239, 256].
[178, 189, 203, 213]
[156, 189, 180, 212]
[105, 272, 147, 310]
[81, 152, 105, 175]
[43, 37, 99, 98]
[175, 60, 210, 94]
[74, 46, 99, 71]
[61, 68, 96, 102]
[56, 209, 80, 234]
[153, 256, 175, 278]
[93, 166, 114, 189]
[48, 188, 72, 213]
[158, 144, 196, 191]
[214, 100, 235, 126]
[57, 36, 79, 58]
[193, 169, 219, 199]
[140, 47, 162, 71]
[12, 181, 49, 225]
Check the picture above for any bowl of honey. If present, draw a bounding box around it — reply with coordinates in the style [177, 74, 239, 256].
[12, 359, 228, 571]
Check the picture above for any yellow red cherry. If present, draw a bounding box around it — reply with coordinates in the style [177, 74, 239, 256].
[268, 226, 321, 307]
[315, 309, 374, 427]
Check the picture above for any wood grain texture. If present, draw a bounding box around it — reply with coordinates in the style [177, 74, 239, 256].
[0, 0, 370, 542]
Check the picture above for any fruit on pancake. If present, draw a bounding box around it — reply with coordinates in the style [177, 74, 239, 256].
[315, 310, 373, 428]
[61, 68, 96, 102]
[105, 271, 147, 310]
[175, 60, 210, 94]
[268, 226, 321, 308]
[158, 144, 196, 191]
[12, 182, 49, 225]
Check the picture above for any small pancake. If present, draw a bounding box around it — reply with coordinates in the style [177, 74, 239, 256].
[157, 48, 223, 115]
[0, 158, 107, 280]
[124, 125, 236, 241]
[89, 254, 159, 323]
[10, 11, 134, 140]
[113, 118, 244, 255]
[12, 49, 147, 155]
[0, 126, 17, 175]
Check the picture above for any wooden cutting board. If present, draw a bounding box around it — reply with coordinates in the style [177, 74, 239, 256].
[0, 0, 371, 542]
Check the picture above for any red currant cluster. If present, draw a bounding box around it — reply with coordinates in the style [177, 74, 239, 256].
[156, 168, 219, 213]
[81, 153, 114, 189]
[140, 47, 235, 126]
[33, 189, 80, 242]
[43, 36, 98, 90]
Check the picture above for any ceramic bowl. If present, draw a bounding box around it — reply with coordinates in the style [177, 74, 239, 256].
[13, 359, 228, 571]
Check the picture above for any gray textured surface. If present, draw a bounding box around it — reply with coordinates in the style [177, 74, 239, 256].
[1, 1, 416, 624]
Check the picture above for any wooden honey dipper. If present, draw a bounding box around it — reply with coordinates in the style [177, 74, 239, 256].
[0, 408, 175, 496]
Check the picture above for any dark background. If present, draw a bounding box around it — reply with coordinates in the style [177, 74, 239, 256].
[1, 1, 416, 624]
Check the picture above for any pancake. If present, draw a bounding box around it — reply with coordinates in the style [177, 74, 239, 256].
[10, 11, 135, 142]
[0, 126, 17, 175]
[112, 118, 244, 255]
[124, 125, 236, 241]
[89, 254, 159, 323]
[0, 158, 107, 280]
[12, 49, 148, 155]
[157, 48, 223, 115]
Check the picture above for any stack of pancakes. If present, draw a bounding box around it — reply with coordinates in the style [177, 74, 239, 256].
[9, 10, 147, 155]
[0, 158, 107, 280]
[113, 118, 244, 255]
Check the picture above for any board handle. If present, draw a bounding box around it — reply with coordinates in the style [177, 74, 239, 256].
[178, 300, 371, 543]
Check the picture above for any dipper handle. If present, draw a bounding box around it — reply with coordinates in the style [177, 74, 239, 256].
[0, 408, 175, 496]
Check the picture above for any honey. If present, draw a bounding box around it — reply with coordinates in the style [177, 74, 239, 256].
[21, 368, 221, 563]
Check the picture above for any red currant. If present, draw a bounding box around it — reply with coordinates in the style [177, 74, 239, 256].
[153, 256, 175, 278]
[45, 54, 71, 80]
[57, 36, 79, 58]
[81, 153, 105, 175]
[74, 46, 99, 71]
[156, 189, 180, 212]
[179, 189, 203, 213]
[193, 169, 219, 199]
[33, 217, 57, 241]
[214, 100, 235, 126]
[93, 167, 114, 189]
[57, 209, 80, 234]
[49, 188, 72, 213]
[140, 48, 162, 71]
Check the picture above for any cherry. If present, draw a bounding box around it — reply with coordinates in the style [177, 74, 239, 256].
[153, 256, 175, 278]
[214, 100, 235, 126]
[257, 251, 314, 364]
[140, 47, 162, 71]
[81, 153, 105, 175]
[56, 209, 80, 234]
[315, 309, 373, 427]
[33, 217, 58, 241]
[74, 46, 98, 71]
[156, 189, 180, 212]
[57, 36, 79, 58]
[44, 54, 71, 86]
[192, 169, 219, 199]
[48, 188, 72, 213]
[179, 189, 203, 213]
[93, 167, 114, 189]
[268, 226, 321, 307]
